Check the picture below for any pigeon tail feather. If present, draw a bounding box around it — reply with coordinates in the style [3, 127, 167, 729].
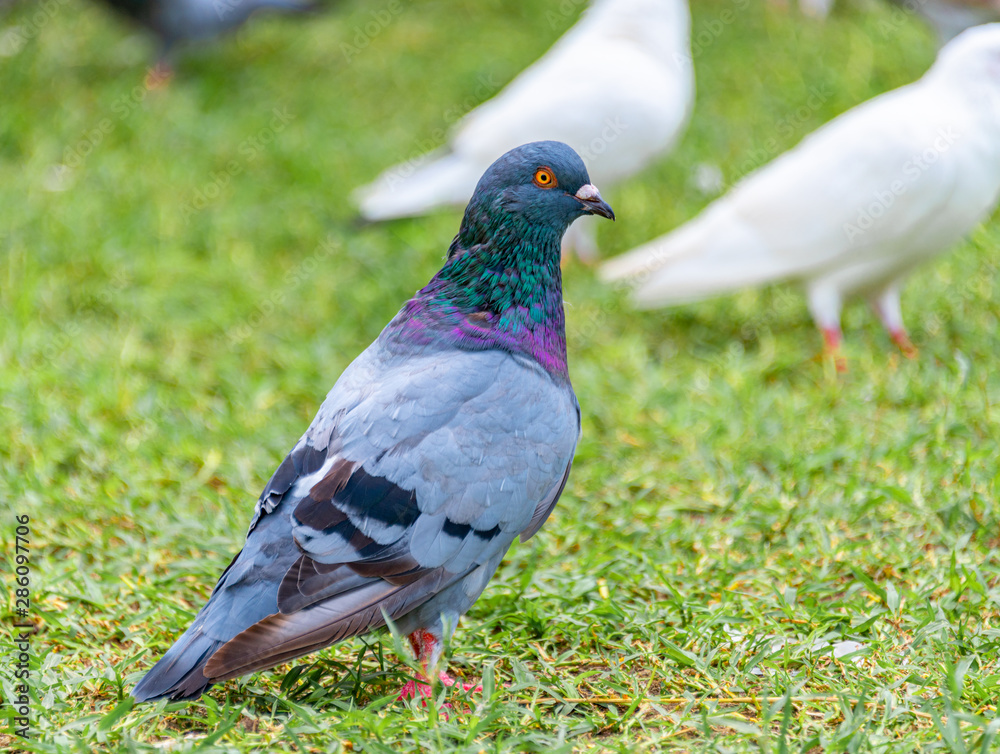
[131, 624, 223, 702]
[205, 569, 455, 680]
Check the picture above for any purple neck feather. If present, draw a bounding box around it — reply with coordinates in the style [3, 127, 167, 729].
[383, 230, 569, 378]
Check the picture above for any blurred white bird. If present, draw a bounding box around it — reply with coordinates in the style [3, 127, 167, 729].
[353, 0, 693, 262]
[783, 0, 1000, 44]
[599, 24, 1000, 367]
[797, 0, 836, 19]
[765, 0, 834, 19]
[889, 0, 1000, 43]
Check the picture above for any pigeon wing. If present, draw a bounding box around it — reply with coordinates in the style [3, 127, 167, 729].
[204, 346, 579, 680]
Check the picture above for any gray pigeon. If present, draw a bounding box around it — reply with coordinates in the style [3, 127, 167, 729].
[131, 141, 615, 703]
[95, 0, 317, 65]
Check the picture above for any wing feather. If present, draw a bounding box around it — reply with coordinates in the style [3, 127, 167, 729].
[206, 570, 456, 681]
[601, 78, 986, 304]
[200, 348, 579, 684]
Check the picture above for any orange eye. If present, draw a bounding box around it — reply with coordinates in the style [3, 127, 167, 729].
[533, 167, 557, 188]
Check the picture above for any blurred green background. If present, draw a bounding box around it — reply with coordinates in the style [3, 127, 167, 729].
[1, 0, 999, 751]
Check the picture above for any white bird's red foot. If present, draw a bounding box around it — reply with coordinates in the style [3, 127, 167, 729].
[600, 25, 1000, 367]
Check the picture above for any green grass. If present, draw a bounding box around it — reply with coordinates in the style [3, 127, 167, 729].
[2, 0, 1000, 750]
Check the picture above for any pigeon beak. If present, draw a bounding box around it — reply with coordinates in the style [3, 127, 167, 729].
[574, 184, 615, 220]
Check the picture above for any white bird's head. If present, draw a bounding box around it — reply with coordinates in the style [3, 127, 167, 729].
[932, 22, 1000, 81]
[585, 0, 691, 58]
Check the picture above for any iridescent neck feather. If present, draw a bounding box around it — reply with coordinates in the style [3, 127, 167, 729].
[383, 209, 569, 378]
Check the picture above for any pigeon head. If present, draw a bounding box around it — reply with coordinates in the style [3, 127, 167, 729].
[458, 141, 614, 246]
[390, 142, 613, 377]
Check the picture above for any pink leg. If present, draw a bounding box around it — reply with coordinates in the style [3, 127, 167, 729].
[871, 285, 917, 360]
[888, 328, 918, 359]
[396, 678, 434, 702]
[396, 629, 482, 704]
[821, 326, 848, 373]
[144, 61, 174, 90]
[397, 630, 437, 702]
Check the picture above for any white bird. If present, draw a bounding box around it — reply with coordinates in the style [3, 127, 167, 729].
[600, 24, 1000, 367]
[782, 0, 1000, 45]
[797, 0, 836, 19]
[353, 0, 693, 262]
[889, 0, 1000, 43]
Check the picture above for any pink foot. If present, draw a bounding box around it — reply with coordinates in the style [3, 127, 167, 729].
[397, 679, 434, 702]
[437, 670, 482, 693]
[395, 629, 482, 711]
[821, 326, 847, 373]
[144, 62, 173, 90]
[395, 672, 481, 706]
[889, 329, 918, 359]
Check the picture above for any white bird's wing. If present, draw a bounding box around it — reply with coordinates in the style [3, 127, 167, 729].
[354, 0, 692, 220]
[454, 39, 689, 186]
[600, 80, 981, 305]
